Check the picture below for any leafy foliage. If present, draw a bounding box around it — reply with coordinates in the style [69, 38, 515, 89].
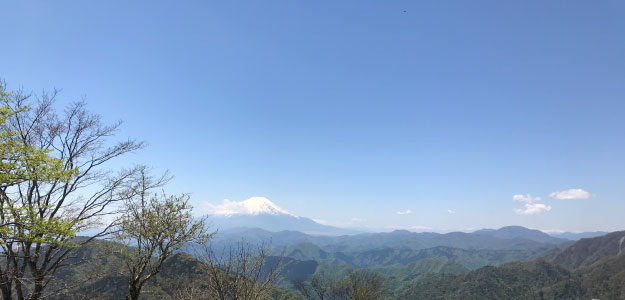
[0, 79, 143, 300]
[111, 169, 214, 300]
[49, 238, 299, 300]
[0, 81, 78, 248]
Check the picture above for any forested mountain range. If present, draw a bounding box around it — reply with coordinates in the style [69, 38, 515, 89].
[548, 231, 608, 241]
[47, 239, 303, 300]
[40, 227, 624, 299]
[211, 225, 570, 252]
[401, 230, 625, 299]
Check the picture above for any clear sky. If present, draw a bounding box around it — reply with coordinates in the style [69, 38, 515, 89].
[2, 1, 624, 233]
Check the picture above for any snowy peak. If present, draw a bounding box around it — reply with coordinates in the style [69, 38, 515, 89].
[206, 197, 296, 217]
[204, 197, 360, 235]
[239, 197, 294, 216]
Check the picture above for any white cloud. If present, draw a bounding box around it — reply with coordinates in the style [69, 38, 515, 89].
[387, 225, 432, 232]
[311, 218, 332, 226]
[407, 225, 432, 231]
[513, 194, 541, 203]
[396, 209, 412, 215]
[513, 194, 551, 215]
[312, 217, 363, 228]
[515, 203, 552, 215]
[447, 209, 456, 214]
[549, 188, 590, 200]
[541, 228, 566, 234]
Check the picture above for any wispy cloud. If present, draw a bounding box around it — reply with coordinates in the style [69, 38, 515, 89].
[513, 194, 551, 215]
[513, 194, 541, 203]
[387, 225, 432, 232]
[396, 209, 412, 215]
[312, 217, 363, 228]
[515, 203, 552, 215]
[447, 209, 456, 214]
[550, 188, 590, 200]
[311, 218, 332, 226]
[541, 228, 566, 234]
[407, 225, 431, 231]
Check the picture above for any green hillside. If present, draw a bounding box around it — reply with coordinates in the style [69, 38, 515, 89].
[28, 230, 625, 300]
[47, 239, 303, 300]
[282, 242, 559, 270]
[400, 231, 625, 300]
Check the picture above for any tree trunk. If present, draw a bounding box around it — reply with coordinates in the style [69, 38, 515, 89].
[27, 280, 44, 300]
[0, 281, 12, 300]
[13, 278, 24, 300]
[127, 283, 141, 300]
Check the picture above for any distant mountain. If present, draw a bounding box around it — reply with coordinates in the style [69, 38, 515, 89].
[205, 197, 359, 235]
[546, 230, 625, 269]
[43, 229, 625, 300]
[283, 242, 557, 270]
[207, 196, 295, 217]
[210, 214, 356, 235]
[210, 226, 568, 262]
[403, 260, 570, 300]
[472, 226, 567, 244]
[549, 231, 608, 240]
[401, 230, 625, 300]
[209, 227, 330, 249]
[314, 229, 568, 253]
[375, 258, 469, 280]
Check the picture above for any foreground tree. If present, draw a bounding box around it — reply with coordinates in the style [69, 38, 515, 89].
[295, 269, 385, 300]
[0, 80, 143, 300]
[336, 269, 385, 300]
[175, 242, 285, 300]
[112, 169, 213, 300]
[293, 273, 335, 300]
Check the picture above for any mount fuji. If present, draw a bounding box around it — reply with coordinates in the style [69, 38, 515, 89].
[204, 197, 358, 235]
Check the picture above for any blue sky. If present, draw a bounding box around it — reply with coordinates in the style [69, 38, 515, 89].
[2, 0, 624, 232]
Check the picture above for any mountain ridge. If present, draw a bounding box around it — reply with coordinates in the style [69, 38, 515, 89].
[472, 225, 567, 244]
[402, 230, 625, 299]
[205, 197, 360, 235]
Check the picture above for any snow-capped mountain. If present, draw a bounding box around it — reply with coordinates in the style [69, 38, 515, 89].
[207, 197, 296, 217]
[204, 197, 358, 235]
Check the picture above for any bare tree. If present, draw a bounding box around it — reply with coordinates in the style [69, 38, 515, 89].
[0, 82, 144, 300]
[183, 242, 285, 300]
[295, 270, 385, 300]
[336, 270, 385, 300]
[173, 280, 207, 300]
[293, 273, 334, 300]
[111, 169, 214, 300]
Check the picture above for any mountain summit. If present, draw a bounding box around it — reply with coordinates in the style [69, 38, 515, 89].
[239, 197, 294, 216]
[473, 226, 566, 244]
[205, 197, 295, 217]
[204, 197, 358, 235]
